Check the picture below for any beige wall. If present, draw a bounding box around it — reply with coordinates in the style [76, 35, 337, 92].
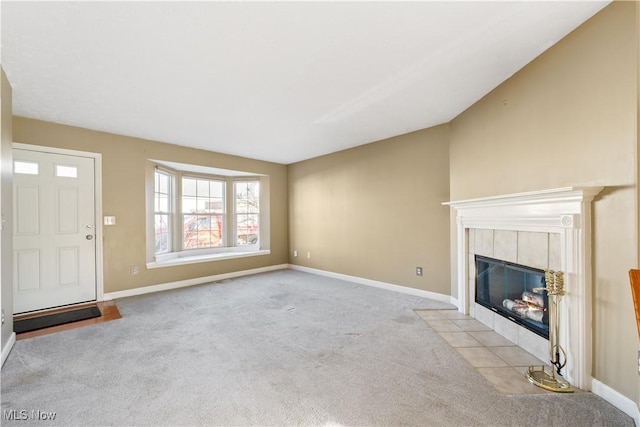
[1, 68, 14, 355]
[288, 125, 450, 295]
[6, 0, 639, 406]
[450, 2, 639, 401]
[12, 117, 289, 294]
[635, 0, 640, 408]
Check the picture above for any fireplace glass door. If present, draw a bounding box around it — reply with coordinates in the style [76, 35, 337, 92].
[475, 255, 549, 339]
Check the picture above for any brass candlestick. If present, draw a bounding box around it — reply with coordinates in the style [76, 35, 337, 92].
[525, 270, 574, 392]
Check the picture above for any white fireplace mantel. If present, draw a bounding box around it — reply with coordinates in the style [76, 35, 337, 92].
[443, 186, 603, 390]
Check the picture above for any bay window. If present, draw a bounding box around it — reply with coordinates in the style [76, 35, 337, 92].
[147, 161, 268, 267]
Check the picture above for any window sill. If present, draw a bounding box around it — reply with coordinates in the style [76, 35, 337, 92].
[146, 249, 270, 269]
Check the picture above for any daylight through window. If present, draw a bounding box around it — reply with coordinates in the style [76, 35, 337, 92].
[151, 165, 264, 262]
[154, 170, 172, 254]
[235, 181, 259, 246]
[182, 177, 225, 249]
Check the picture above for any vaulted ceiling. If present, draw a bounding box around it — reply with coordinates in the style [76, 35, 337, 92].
[1, 1, 610, 164]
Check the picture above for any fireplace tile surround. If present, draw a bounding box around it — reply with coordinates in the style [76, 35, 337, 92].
[467, 228, 559, 363]
[444, 187, 603, 390]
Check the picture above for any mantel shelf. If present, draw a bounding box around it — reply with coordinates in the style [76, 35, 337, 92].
[443, 186, 604, 210]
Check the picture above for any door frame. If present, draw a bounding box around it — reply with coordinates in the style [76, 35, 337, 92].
[12, 142, 104, 305]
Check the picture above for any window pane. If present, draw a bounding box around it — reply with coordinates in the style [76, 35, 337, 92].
[183, 178, 197, 196]
[158, 173, 168, 193]
[206, 198, 224, 213]
[183, 215, 198, 249]
[235, 182, 259, 210]
[236, 199, 247, 214]
[56, 165, 78, 178]
[211, 182, 224, 206]
[236, 213, 259, 246]
[157, 195, 169, 213]
[195, 198, 209, 213]
[183, 214, 222, 249]
[210, 182, 223, 198]
[247, 182, 259, 213]
[182, 196, 197, 213]
[211, 215, 223, 247]
[235, 181, 259, 245]
[154, 170, 173, 254]
[155, 171, 170, 193]
[182, 178, 225, 249]
[236, 182, 247, 197]
[197, 179, 210, 197]
[155, 214, 170, 253]
[183, 214, 197, 231]
[14, 161, 39, 175]
[196, 216, 211, 247]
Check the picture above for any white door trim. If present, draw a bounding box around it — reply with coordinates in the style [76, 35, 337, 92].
[12, 143, 104, 303]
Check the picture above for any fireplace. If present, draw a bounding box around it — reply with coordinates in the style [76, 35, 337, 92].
[475, 255, 549, 339]
[444, 186, 603, 390]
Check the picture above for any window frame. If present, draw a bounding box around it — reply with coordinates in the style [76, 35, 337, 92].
[180, 174, 227, 251]
[149, 162, 267, 267]
[233, 179, 260, 248]
[153, 167, 174, 255]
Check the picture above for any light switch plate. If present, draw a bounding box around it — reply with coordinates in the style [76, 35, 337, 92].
[104, 216, 116, 225]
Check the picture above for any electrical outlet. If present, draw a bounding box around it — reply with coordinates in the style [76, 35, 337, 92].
[293, 250, 298, 257]
[416, 267, 423, 276]
[131, 266, 139, 276]
[307, 252, 311, 259]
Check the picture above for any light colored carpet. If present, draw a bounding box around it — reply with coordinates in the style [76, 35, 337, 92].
[1, 269, 633, 426]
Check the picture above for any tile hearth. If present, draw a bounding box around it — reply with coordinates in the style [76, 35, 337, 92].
[415, 308, 573, 395]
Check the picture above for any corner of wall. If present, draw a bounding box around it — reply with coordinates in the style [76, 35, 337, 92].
[1, 332, 16, 368]
[632, 13, 640, 413]
[592, 378, 640, 427]
[0, 67, 14, 362]
[636, 0, 640, 269]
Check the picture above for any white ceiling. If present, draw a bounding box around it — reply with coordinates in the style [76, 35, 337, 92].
[1, 1, 609, 165]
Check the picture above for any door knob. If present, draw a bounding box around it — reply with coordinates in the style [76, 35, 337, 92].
[86, 235, 94, 240]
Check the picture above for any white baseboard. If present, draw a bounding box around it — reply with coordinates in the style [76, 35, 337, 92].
[104, 263, 456, 306]
[591, 378, 640, 427]
[1, 332, 16, 368]
[103, 264, 289, 300]
[289, 265, 456, 306]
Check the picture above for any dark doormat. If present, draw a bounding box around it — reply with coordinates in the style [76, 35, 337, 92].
[14, 306, 102, 334]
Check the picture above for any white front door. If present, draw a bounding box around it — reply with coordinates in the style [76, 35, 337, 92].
[13, 148, 97, 314]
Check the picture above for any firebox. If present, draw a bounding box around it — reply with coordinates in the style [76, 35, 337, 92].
[475, 255, 549, 339]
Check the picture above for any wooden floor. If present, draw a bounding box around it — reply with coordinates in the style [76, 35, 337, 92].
[15, 300, 122, 340]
